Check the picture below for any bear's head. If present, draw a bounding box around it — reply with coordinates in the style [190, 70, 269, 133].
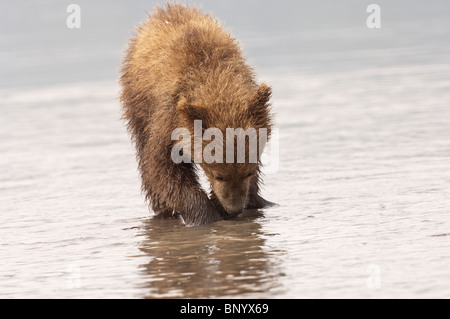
[175, 82, 272, 215]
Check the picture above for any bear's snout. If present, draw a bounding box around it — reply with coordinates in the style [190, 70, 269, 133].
[220, 194, 247, 215]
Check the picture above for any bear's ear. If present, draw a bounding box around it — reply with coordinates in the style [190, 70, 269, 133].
[176, 96, 205, 127]
[252, 82, 272, 107]
[248, 82, 272, 127]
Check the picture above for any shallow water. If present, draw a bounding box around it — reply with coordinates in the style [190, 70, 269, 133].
[1, 1, 450, 298]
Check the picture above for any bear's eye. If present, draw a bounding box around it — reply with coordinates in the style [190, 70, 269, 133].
[215, 176, 225, 181]
[245, 173, 254, 179]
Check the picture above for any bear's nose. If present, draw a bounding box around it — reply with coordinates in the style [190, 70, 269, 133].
[224, 203, 244, 215]
[226, 208, 242, 216]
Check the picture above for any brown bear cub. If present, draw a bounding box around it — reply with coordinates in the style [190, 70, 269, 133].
[120, 3, 273, 226]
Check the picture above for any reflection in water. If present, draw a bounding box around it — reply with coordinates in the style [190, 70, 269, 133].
[137, 210, 285, 298]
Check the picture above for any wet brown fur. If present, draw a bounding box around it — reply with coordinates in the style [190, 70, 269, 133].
[120, 3, 273, 226]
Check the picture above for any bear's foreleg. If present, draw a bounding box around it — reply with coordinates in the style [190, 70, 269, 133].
[140, 134, 224, 226]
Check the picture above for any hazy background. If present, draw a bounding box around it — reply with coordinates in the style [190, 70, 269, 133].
[1, 0, 450, 298]
[2, 0, 449, 88]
